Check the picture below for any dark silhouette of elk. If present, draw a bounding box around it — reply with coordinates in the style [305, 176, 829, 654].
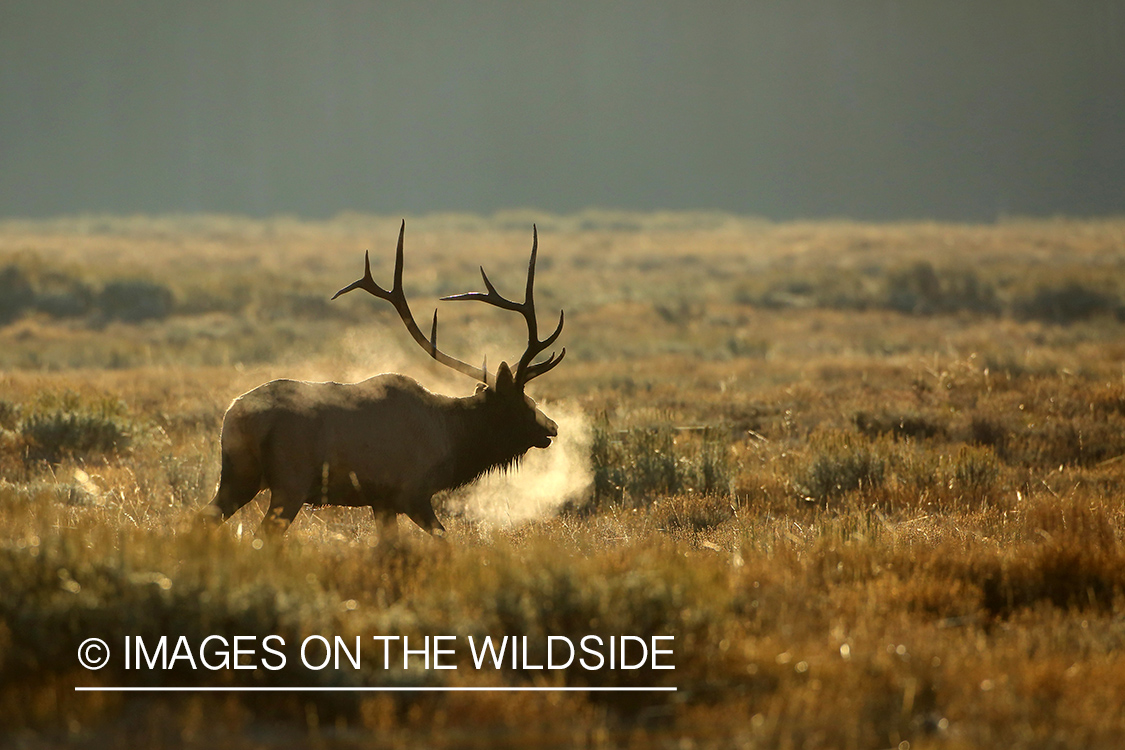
[204, 221, 564, 537]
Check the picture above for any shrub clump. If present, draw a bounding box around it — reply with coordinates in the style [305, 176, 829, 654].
[17, 393, 133, 463]
[741, 263, 1001, 317]
[798, 432, 887, 503]
[853, 410, 946, 441]
[0, 400, 21, 431]
[97, 279, 175, 323]
[591, 423, 732, 505]
[0, 260, 95, 323]
[882, 262, 1000, 316]
[1012, 281, 1123, 324]
[0, 260, 175, 326]
[0, 265, 36, 324]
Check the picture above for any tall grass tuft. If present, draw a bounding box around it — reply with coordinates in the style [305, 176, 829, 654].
[950, 444, 1001, 505]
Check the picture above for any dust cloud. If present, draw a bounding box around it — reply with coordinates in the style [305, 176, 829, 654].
[450, 402, 592, 529]
[302, 326, 472, 395]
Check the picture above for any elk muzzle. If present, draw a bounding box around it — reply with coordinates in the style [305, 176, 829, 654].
[536, 414, 559, 448]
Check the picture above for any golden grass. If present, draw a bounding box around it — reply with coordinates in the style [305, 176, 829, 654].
[1, 213, 1124, 747]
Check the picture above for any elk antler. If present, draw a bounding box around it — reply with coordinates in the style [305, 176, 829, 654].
[332, 220, 493, 385]
[441, 225, 566, 388]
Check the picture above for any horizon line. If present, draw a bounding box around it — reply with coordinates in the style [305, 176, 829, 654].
[76, 685, 677, 693]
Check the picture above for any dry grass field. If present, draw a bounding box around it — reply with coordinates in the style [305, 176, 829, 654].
[1, 213, 1125, 748]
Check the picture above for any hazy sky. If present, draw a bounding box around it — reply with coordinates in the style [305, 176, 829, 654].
[2, 2, 1123, 221]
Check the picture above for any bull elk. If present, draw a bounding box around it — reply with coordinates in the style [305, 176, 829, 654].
[204, 221, 565, 537]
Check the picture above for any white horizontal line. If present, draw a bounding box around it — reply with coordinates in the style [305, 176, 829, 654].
[75, 686, 676, 693]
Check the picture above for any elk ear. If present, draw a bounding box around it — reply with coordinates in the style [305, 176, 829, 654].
[495, 361, 516, 391]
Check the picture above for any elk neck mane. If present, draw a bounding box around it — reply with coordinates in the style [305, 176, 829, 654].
[442, 390, 529, 490]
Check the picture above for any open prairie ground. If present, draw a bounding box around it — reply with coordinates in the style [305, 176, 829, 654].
[2, 213, 1125, 748]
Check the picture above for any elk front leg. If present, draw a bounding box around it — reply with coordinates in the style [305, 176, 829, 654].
[202, 449, 264, 523]
[402, 494, 446, 539]
[370, 506, 399, 543]
[260, 463, 314, 536]
[255, 493, 300, 537]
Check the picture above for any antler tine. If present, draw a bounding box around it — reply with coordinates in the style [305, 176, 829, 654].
[538, 309, 565, 349]
[524, 225, 539, 322]
[479, 267, 504, 301]
[513, 225, 567, 385]
[331, 250, 381, 300]
[392, 217, 406, 292]
[332, 220, 494, 387]
[441, 266, 521, 310]
[430, 309, 438, 358]
[441, 225, 564, 388]
[522, 347, 567, 381]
